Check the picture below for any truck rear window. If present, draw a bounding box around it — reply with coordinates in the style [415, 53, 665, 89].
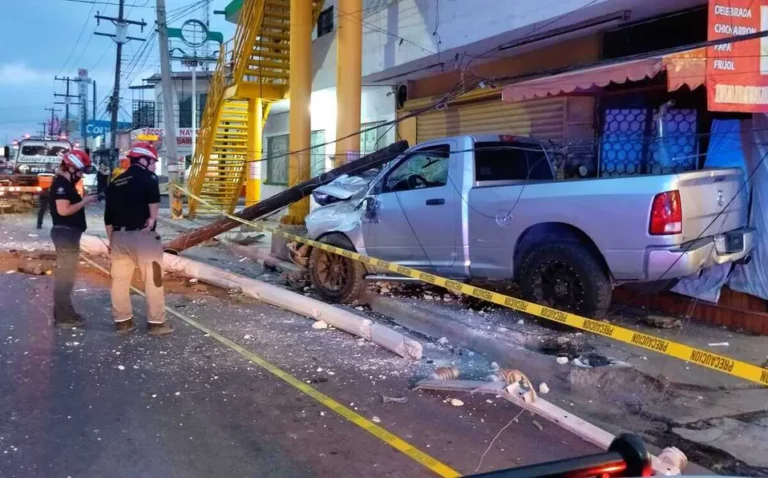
[21, 145, 68, 156]
[474, 142, 553, 181]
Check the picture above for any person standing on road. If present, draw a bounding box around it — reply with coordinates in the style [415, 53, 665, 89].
[104, 142, 172, 336]
[96, 162, 110, 196]
[50, 150, 97, 328]
[36, 174, 54, 229]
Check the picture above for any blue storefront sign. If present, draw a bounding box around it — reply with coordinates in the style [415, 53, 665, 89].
[85, 120, 132, 137]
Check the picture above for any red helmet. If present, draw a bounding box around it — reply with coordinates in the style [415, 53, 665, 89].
[126, 142, 159, 162]
[61, 149, 91, 172]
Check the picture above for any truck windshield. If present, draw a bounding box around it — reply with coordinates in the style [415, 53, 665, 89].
[21, 144, 68, 156]
[474, 141, 553, 182]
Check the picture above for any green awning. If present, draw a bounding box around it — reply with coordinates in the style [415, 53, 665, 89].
[223, 0, 242, 24]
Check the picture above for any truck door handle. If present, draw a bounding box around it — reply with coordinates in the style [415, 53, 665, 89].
[426, 198, 445, 206]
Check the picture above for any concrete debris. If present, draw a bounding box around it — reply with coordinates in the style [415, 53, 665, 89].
[382, 395, 408, 404]
[707, 342, 729, 347]
[673, 418, 768, 468]
[641, 315, 683, 329]
[117, 365, 125, 371]
[539, 383, 550, 394]
[243, 335, 252, 340]
[450, 398, 464, 407]
[371, 416, 381, 424]
[556, 356, 569, 365]
[17, 264, 50, 276]
[516, 319, 524, 325]
[532, 420, 544, 431]
[312, 320, 329, 329]
[5, 270, 16, 274]
[187, 278, 198, 284]
[490, 362, 500, 371]
[431, 365, 460, 381]
[437, 337, 450, 346]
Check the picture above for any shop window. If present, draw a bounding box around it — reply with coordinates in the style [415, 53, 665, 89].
[266, 134, 289, 185]
[310, 130, 326, 178]
[360, 121, 388, 155]
[317, 7, 334, 37]
[179, 94, 192, 128]
[266, 131, 327, 184]
[600, 107, 698, 177]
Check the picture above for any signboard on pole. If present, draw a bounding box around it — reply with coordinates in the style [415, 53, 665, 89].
[86, 120, 131, 137]
[707, 0, 768, 111]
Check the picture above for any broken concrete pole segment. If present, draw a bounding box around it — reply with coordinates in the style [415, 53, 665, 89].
[431, 365, 460, 381]
[165, 141, 409, 253]
[79, 235, 422, 360]
[413, 379, 687, 476]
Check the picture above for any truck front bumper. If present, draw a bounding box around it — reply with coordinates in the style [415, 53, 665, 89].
[646, 228, 756, 281]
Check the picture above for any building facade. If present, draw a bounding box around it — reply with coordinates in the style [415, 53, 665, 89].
[223, 0, 714, 200]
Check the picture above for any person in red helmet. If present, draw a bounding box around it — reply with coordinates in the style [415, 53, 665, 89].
[50, 149, 98, 328]
[104, 141, 171, 336]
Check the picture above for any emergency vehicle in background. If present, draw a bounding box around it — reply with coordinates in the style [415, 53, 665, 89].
[0, 136, 84, 212]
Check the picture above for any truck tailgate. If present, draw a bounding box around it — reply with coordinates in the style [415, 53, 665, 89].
[676, 168, 747, 242]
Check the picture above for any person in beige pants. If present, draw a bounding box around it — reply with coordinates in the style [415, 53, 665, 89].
[104, 142, 172, 336]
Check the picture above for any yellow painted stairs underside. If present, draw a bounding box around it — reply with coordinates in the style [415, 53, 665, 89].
[187, 0, 324, 216]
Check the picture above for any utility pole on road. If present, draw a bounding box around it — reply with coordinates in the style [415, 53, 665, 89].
[156, 0, 181, 218]
[95, 0, 146, 167]
[54, 76, 79, 136]
[44, 107, 61, 136]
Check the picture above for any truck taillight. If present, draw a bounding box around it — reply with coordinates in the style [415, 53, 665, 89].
[649, 190, 682, 235]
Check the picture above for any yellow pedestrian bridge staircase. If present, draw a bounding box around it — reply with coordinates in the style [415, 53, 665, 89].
[187, 0, 324, 216]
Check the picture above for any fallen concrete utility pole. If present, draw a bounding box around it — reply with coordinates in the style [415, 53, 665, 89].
[80, 235, 422, 360]
[414, 379, 688, 476]
[165, 140, 409, 253]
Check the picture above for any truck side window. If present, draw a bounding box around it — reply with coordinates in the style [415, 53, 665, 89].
[383, 145, 450, 192]
[475, 142, 554, 181]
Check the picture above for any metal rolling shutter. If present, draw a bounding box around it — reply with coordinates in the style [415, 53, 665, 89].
[415, 96, 566, 144]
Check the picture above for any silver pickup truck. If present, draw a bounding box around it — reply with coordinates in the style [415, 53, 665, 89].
[303, 134, 755, 317]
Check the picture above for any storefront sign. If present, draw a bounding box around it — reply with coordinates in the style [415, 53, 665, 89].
[130, 128, 199, 156]
[707, 0, 768, 112]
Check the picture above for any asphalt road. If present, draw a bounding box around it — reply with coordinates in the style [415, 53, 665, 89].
[0, 248, 600, 477]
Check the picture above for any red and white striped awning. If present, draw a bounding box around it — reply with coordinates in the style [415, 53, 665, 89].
[502, 48, 706, 102]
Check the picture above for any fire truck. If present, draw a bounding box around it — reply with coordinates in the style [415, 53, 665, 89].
[0, 136, 83, 213]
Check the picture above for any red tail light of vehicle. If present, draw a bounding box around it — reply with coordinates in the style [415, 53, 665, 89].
[649, 190, 682, 235]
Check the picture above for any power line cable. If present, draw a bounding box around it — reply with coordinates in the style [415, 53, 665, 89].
[58, 2, 97, 75]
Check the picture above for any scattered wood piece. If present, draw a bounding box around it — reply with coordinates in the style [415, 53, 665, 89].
[532, 420, 544, 431]
[381, 395, 408, 404]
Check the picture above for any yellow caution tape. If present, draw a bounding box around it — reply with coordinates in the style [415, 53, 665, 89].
[80, 254, 461, 478]
[173, 184, 768, 387]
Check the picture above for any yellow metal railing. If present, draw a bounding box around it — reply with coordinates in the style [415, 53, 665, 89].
[187, 0, 326, 216]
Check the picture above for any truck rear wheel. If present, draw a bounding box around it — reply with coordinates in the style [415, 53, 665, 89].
[519, 242, 611, 320]
[309, 233, 367, 304]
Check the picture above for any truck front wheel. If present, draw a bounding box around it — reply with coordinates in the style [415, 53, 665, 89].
[518, 242, 611, 320]
[309, 233, 367, 304]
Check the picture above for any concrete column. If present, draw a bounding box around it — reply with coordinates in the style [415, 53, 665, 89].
[282, 0, 313, 225]
[334, 0, 363, 168]
[246, 97, 263, 207]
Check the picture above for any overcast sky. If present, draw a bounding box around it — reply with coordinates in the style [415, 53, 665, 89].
[0, 0, 235, 143]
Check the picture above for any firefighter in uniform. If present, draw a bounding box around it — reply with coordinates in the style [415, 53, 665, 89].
[104, 142, 172, 335]
[50, 149, 97, 328]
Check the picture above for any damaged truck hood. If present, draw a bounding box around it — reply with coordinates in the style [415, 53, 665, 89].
[307, 174, 372, 239]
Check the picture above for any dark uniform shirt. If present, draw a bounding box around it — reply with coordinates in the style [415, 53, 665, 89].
[50, 175, 87, 231]
[104, 165, 161, 230]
